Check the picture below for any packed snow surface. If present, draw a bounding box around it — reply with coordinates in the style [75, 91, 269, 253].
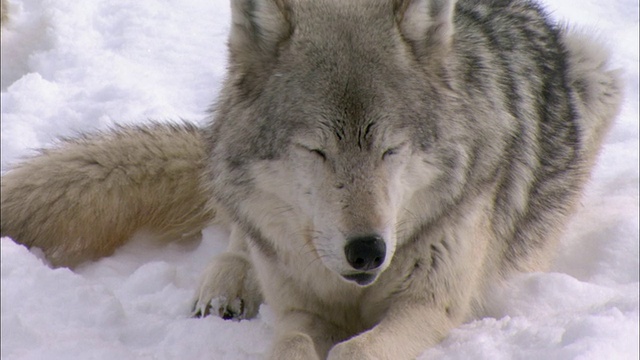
[1, 0, 638, 359]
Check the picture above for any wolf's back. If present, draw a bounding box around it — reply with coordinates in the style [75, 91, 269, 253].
[0, 123, 216, 268]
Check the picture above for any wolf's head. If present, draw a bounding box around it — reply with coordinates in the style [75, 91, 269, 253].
[209, 0, 470, 286]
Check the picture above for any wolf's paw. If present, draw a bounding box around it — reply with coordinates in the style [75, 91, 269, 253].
[191, 252, 262, 320]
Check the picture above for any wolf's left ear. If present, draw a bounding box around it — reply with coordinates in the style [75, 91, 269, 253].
[396, 0, 456, 59]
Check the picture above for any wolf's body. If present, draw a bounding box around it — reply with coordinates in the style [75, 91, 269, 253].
[0, 0, 621, 359]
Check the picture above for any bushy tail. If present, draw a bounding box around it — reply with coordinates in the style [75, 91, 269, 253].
[1, 123, 217, 268]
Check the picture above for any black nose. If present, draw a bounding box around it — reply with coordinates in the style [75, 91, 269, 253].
[344, 235, 386, 271]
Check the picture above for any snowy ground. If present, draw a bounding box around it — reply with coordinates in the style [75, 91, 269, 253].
[1, 0, 638, 359]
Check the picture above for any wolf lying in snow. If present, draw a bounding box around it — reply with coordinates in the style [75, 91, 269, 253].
[0, 0, 622, 358]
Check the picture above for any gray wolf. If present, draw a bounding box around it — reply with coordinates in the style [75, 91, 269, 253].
[0, 0, 622, 359]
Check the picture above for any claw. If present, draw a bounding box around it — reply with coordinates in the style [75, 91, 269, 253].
[192, 301, 211, 318]
[218, 297, 245, 321]
[192, 296, 246, 321]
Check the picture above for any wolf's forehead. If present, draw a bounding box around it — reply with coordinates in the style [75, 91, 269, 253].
[290, 86, 408, 148]
[292, 0, 394, 23]
[279, 53, 415, 145]
[290, 0, 398, 49]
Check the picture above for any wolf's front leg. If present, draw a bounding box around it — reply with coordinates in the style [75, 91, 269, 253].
[327, 305, 452, 360]
[192, 223, 263, 320]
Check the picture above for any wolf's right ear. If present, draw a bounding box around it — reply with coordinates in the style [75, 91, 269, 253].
[228, 0, 292, 73]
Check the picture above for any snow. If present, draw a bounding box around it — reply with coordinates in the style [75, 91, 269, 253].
[1, 0, 638, 359]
